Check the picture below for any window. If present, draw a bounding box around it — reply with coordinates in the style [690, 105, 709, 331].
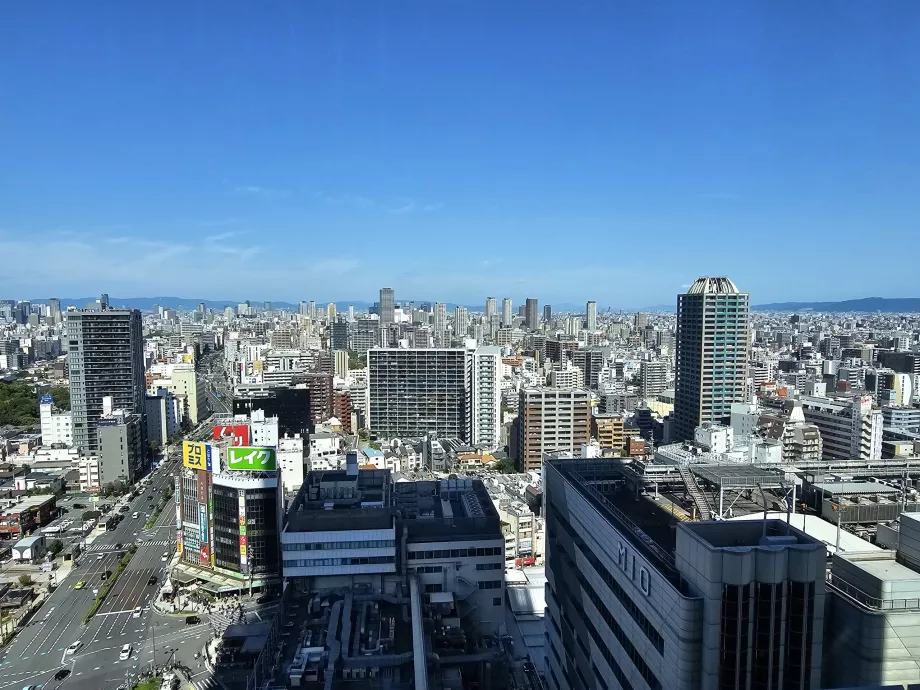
[493, 597, 502, 606]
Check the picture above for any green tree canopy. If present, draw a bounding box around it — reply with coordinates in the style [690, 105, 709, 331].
[0, 381, 39, 426]
[51, 386, 70, 411]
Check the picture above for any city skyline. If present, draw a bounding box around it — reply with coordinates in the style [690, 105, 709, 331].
[2, 2, 918, 303]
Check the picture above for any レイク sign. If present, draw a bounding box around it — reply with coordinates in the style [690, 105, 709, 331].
[226, 446, 277, 471]
[617, 542, 651, 596]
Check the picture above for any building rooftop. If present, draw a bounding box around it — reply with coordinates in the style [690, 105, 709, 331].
[681, 519, 824, 550]
[811, 481, 900, 497]
[685, 276, 741, 295]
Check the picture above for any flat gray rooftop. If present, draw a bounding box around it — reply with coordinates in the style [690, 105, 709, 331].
[692, 464, 786, 489]
[812, 481, 899, 496]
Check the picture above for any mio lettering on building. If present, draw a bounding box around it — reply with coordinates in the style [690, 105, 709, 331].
[618, 541, 651, 596]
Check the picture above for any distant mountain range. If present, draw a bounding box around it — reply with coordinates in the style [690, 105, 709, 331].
[27, 295, 920, 314]
[752, 297, 920, 313]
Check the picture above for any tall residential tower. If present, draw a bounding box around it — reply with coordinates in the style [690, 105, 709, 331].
[379, 287, 395, 325]
[66, 303, 147, 456]
[673, 277, 750, 441]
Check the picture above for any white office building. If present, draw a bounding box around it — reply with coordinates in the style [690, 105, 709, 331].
[799, 394, 883, 460]
[39, 399, 72, 447]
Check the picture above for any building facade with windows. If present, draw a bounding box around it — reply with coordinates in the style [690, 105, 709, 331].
[673, 277, 750, 442]
[66, 304, 147, 456]
[544, 460, 826, 690]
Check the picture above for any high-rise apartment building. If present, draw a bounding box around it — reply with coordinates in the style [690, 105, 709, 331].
[586, 300, 597, 331]
[326, 302, 337, 321]
[673, 277, 750, 441]
[525, 298, 539, 331]
[517, 387, 591, 470]
[640, 360, 668, 397]
[502, 298, 513, 327]
[433, 303, 447, 344]
[570, 349, 605, 390]
[66, 304, 147, 456]
[379, 287, 395, 325]
[543, 304, 552, 323]
[454, 306, 468, 336]
[470, 346, 502, 449]
[368, 348, 469, 440]
[634, 312, 648, 330]
[485, 297, 497, 318]
[799, 394, 882, 460]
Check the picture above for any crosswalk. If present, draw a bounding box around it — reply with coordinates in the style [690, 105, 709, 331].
[86, 539, 173, 553]
[193, 677, 217, 690]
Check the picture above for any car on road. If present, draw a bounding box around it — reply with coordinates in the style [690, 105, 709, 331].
[114, 542, 123, 549]
[73, 503, 85, 509]
[66, 640, 81, 655]
[185, 615, 200, 625]
[101, 570, 112, 580]
[148, 575, 158, 585]
[96, 553, 104, 560]
[120, 505, 130, 512]
[22, 685, 37, 690]
[132, 512, 139, 519]
[161, 552, 168, 561]
[132, 606, 142, 618]
[119, 643, 132, 660]
[55, 668, 71, 680]
[74, 580, 86, 590]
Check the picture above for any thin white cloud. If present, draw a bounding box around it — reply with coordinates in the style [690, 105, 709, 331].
[205, 230, 247, 242]
[234, 185, 289, 199]
[387, 200, 443, 215]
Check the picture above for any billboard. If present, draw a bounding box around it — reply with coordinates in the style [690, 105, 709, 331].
[226, 446, 277, 472]
[183, 441, 213, 471]
[238, 490, 248, 568]
[198, 503, 208, 545]
[213, 425, 250, 447]
[176, 530, 183, 554]
[196, 472, 209, 504]
[39, 394, 53, 405]
[200, 545, 209, 565]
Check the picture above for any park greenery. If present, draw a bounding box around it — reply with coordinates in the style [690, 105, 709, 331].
[0, 381, 70, 426]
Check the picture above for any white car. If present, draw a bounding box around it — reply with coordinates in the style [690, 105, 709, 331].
[161, 553, 168, 562]
[132, 512, 139, 519]
[96, 553, 104, 560]
[119, 643, 132, 660]
[66, 640, 81, 655]
[132, 606, 142, 618]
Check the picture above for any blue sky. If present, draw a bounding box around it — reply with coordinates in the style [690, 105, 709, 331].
[1, 1, 917, 308]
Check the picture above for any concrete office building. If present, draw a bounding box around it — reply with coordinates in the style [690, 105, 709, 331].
[145, 388, 180, 447]
[379, 287, 395, 325]
[592, 413, 625, 454]
[66, 303, 147, 456]
[502, 298, 513, 327]
[586, 300, 597, 332]
[544, 460, 826, 690]
[525, 298, 539, 331]
[176, 442, 281, 583]
[39, 397, 72, 447]
[169, 363, 206, 425]
[470, 346, 502, 449]
[485, 296, 497, 318]
[517, 388, 591, 471]
[799, 394, 883, 461]
[673, 277, 750, 442]
[98, 405, 145, 485]
[640, 360, 668, 398]
[368, 348, 469, 440]
[281, 461, 506, 634]
[544, 305, 552, 323]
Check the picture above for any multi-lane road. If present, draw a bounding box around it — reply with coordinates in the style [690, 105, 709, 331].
[0, 454, 210, 690]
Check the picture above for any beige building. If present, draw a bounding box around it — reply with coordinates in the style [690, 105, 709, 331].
[167, 364, 206, 425]
[592, 412, 625, 454]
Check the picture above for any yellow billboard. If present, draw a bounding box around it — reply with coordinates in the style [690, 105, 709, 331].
[183, 441, 213, 471]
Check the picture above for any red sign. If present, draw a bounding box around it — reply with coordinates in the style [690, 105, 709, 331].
[200, 545, 210, 564]
[239, 535, 247, 547]
[212, 425, 250, 447]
